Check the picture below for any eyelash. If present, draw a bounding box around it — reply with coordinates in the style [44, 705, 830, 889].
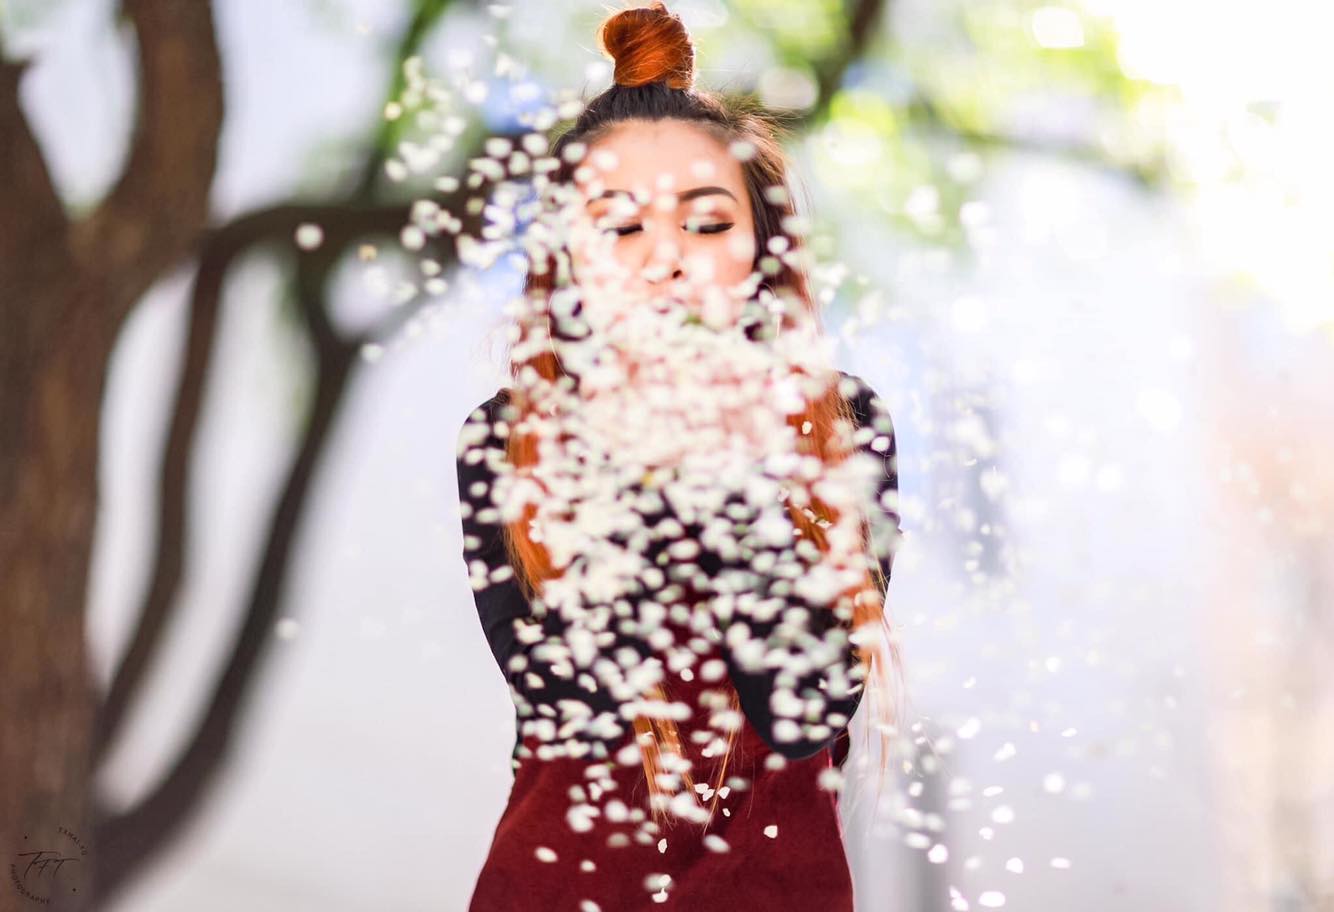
[612, 222, 735, 237]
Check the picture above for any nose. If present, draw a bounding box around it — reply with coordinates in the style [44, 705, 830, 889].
[641, 234, 686, 289]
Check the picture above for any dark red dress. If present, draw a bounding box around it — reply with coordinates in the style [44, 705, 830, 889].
[456, 372, 899, 910]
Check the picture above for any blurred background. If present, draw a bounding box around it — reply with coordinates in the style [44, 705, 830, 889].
[2, 0, 1331, 909]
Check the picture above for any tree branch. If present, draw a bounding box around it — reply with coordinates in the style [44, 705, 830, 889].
[354, 0, 456, 199]
[73, 0, 224, 328]
[0, 57, 71, 305]
[90, 202, 411, 770]
[90, 312, 359, 907]
[0, 55, 80, 513]
[79, 1, 533, 884]
[792, 0, 889, 130]
[88, 185, 494, 904]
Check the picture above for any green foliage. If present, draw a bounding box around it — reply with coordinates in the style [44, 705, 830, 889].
[0, 0, 75, 59]
[731, 0, 846, 62]
[368, 0, 456, 181]
[800, 0, 1178, 242]
[897, 0, 1172, 172]
[813, 87, 966, 245]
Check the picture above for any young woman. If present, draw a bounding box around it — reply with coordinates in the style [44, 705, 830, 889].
[455, 3, 905, 908]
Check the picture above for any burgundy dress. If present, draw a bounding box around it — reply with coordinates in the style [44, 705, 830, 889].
[455, 372, 900, 910]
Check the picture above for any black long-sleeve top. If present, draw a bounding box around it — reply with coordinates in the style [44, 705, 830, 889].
[455, 370, 901, 765]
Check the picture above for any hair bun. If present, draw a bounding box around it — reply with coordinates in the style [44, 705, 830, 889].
[598, 1, 695, 91]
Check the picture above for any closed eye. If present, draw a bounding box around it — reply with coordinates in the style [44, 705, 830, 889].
[611, 222, 735, 237]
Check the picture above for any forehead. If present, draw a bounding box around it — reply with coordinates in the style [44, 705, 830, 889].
[577, 119, 747, 202]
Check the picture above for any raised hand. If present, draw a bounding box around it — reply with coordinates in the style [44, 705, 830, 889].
[563, 288, 802, 477]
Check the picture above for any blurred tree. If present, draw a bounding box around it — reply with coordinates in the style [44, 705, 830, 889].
[0, 1, 476, 907]
[2, 2, 222, 907]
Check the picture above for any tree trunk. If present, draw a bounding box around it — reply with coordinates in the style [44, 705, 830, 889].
[1, 285, 112, 912]
[1, 2, 223, 906]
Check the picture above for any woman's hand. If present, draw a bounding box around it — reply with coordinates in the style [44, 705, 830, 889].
[572, 297, 797, 474]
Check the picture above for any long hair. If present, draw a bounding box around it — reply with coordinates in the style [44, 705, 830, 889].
[496, 1, 904, 827]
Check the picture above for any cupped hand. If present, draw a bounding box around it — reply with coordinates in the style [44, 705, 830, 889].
[573, 303, 798, 475]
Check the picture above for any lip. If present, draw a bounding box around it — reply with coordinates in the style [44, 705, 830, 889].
[645, 288, 693, 308]
[664, 284, 698, 304]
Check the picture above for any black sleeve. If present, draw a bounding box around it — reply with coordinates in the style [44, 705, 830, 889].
[847, 373, 902, 588]
[455, 390, 634, 750]
[457, 377, 902, 762]
[679, 371, 902, 761]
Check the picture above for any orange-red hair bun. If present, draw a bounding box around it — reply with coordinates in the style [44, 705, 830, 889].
[598, 1, 695, 90]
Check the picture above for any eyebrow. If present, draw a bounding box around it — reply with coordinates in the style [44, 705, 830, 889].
[586, 186, 738, 207]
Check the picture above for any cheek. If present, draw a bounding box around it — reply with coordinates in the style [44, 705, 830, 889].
[567, 219, 630, 286]
[708, 229, 757, 284]
[567, 212, 599, 268]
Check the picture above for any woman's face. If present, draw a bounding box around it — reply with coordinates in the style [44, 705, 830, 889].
[567, 118, 759, 325]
